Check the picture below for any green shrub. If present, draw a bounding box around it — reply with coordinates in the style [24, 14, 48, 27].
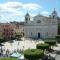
[56, 35, 60, 43]
[36, 43, 49, 50]
[24, 49, 44, 60]
[56, 35, 60, 39]
[0, 37, 6, 43]
[58, 23, 60, 35]
[45, 40, 56, 46]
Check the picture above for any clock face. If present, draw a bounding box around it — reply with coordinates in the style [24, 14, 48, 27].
[37, 20, 41, 23]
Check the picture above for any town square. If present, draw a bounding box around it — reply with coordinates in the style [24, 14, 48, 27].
[0, 0, 59, 60]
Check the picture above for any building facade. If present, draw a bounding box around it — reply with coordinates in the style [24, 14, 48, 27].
[0, 22, 24, 40]
[1, 23, 15, 40]
[24, 9, 58, 39]
[14, 24, 24, 37]
[0, 24, 3, 38]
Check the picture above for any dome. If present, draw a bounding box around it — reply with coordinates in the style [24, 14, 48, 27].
[52, 8, 57, 15]
[25, 12, 30, 16]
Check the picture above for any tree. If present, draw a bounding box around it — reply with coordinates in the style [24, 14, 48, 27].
[15, 33, 22, 40]
[56, 35, 60, 43]
[24, 49, 44, 60]
[36, 43, 49, 50]
[58, 23, 60, 35]
[0, 37, 4, 55]
[45, 40, 56, 46]
[45, 40, 56, 52]
[0, 37, 5, 43]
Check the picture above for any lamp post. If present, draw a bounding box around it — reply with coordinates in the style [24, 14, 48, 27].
[23, 37, 25, 51]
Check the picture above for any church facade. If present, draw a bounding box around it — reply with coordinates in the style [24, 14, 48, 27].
[24, 9, 58, 39]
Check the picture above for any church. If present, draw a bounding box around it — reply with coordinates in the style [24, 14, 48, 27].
[24, 9, 58, 39]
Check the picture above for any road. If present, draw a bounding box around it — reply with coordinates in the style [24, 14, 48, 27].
[55, 55, 60, 60]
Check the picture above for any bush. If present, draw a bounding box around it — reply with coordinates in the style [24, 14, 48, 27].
[36, 43, 49, 50]
[45, 40, 56, 46]
[56, 35, 60, 39]
[58, 23, 60, 35]
[56, 35, 60, 43]
[0, 37, 6, 43]
[24, 49, 44, 60]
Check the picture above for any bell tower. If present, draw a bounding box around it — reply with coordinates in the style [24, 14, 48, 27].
[51, 8, 57, 19]
[25, 12, 30, 24]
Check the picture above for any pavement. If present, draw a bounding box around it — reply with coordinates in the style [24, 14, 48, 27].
[55, 55, 60, 60]
[1, 38, 44, 53]
[1, 38, 60, 60]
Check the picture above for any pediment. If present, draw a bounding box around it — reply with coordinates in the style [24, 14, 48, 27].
[33, 14, 49, 24]
[34, 14, 43, 18]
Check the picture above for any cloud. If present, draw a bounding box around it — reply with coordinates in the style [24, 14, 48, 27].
[41, 11, 49, 16]
[5, 2, 23, 9]
[0, 2, 42, 22]
[0, 2, 41, 10]
[23, 3, 42, 10]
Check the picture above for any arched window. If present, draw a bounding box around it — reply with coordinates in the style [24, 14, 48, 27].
[31, 32, 32, 36]
[46, 32, 48, 36]
[53, 15, 55, 19]
[37, 20, 41, 23]
[25, 18, 28, 23]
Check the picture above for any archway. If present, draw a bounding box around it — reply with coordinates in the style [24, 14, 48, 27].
[38, 33, 40, 38]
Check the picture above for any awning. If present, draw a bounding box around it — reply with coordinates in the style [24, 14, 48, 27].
[10, 52, 21, 58]
[18, 55, 24, 60]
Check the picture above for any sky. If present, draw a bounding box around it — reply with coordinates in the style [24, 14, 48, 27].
[0, 0, 59, 23]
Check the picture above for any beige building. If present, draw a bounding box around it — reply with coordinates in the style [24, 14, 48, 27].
[15, 24, 24, 37]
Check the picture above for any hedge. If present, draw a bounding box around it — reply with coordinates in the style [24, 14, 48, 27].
[24, 49, 44, 60]
[36, 43, 49, 50]
[56, 35, 60, 43]
[56, 35, 60, 39]
[45, 40, 56, 46]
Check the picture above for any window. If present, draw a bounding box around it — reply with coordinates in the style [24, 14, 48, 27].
[37, 20, 41, 23]
[7, 33, 8, 35]
[29, 18, 30, 20]
[53, 16, 55, 19]
[31, 32, 32, 36]
[3, 32, 5, 35]
[11, 29, 13, 31]
[25, 18, 28, 23]
[46, 32, 48, 36]
[6, 29, 8, 32]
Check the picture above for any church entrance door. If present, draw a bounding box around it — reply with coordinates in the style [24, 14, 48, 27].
[38, 33, 40, 38]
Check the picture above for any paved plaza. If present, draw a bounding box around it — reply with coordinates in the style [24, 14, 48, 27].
[0, 38, 60, 60]
[1, 38, 44, 53]
[55, 55, 60, 60]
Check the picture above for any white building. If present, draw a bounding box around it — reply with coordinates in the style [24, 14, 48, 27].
[24, 9, 58, 39]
